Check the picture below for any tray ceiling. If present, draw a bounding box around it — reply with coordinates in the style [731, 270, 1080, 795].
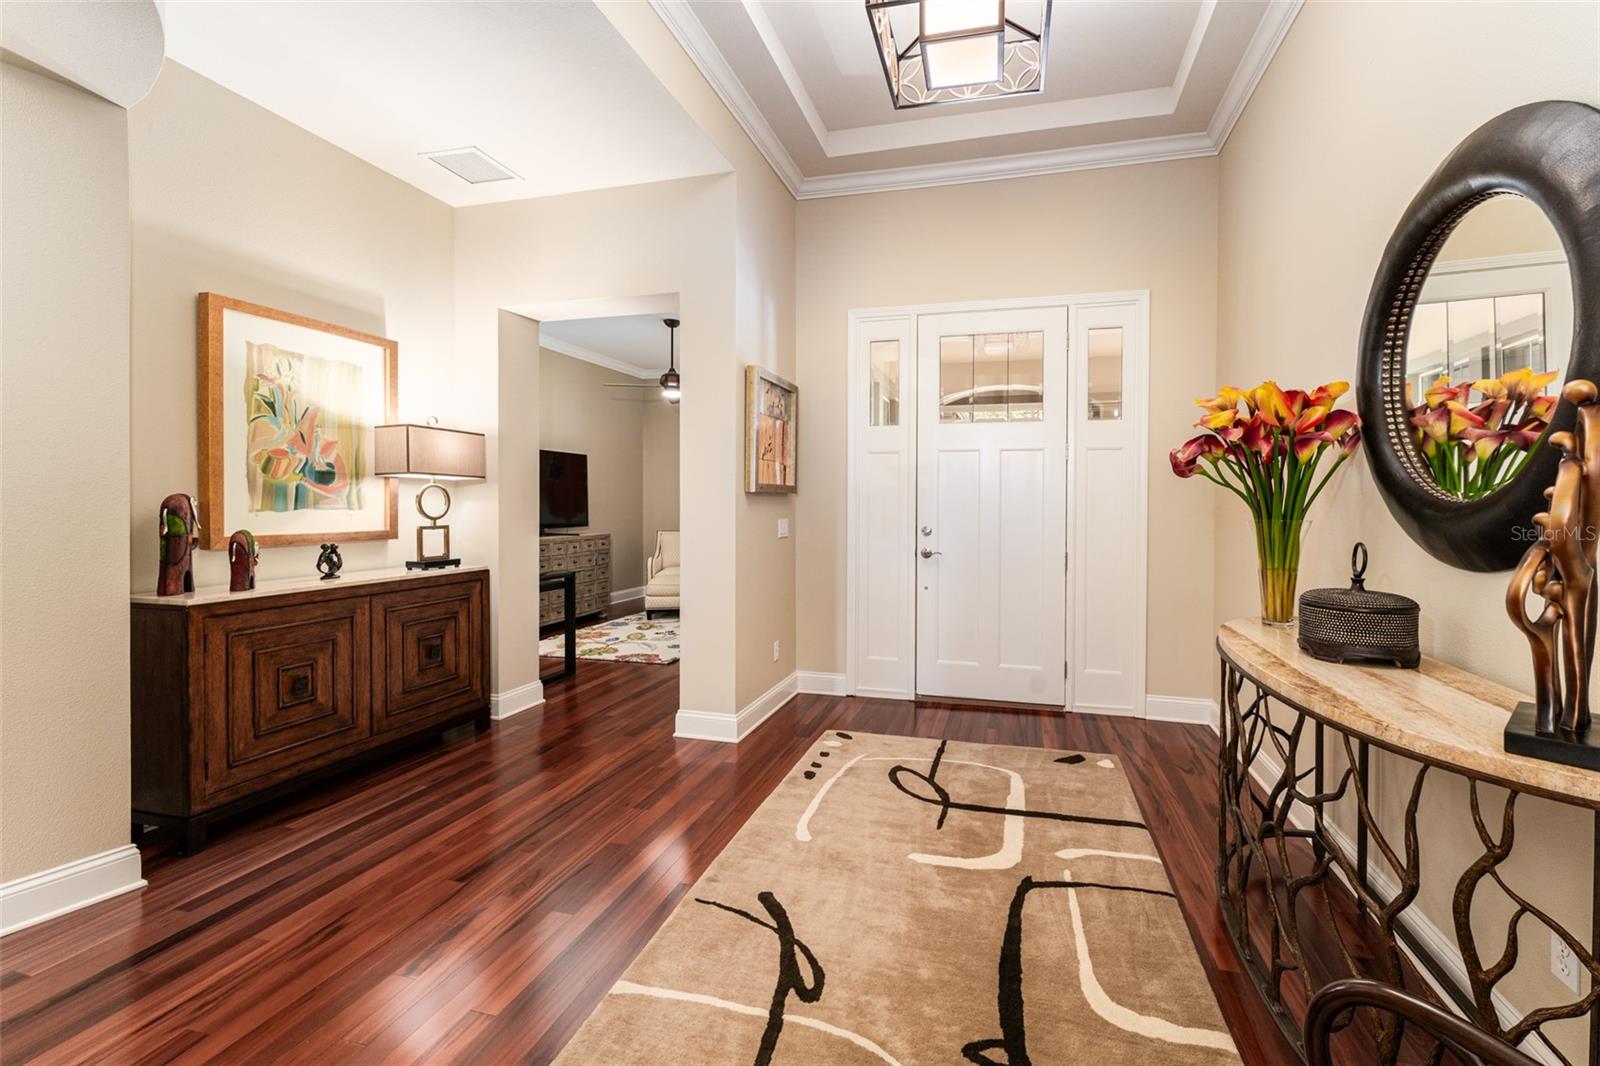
[655, 0, 1302, 198]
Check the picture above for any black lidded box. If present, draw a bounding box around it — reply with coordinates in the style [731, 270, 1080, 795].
[1297, 543, 1420, 669]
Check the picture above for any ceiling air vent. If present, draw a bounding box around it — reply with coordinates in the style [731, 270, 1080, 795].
[420, 146, 520, 184]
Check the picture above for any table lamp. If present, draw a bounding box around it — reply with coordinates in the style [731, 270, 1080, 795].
[374, 419, 486, 569]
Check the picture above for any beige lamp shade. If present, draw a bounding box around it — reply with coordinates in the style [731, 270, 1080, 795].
[374, 424, 486, 480]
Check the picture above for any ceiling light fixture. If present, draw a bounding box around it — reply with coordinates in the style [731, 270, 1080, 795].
[658, 318, 681, 404]
[866, 0, 1050, 109]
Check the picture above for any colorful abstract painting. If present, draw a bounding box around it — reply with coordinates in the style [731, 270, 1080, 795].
[244, 343, 366, 512]
[199, 293, 396, 550]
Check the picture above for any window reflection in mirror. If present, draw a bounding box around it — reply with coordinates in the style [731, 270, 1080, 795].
[1402, 195, 1571, 500]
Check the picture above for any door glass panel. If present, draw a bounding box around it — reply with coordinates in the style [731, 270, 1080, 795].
[869, 339, 901, 426]
[1495, 293, 1545, 375]
[1006, 331, 1044, 421]
[940, 331, 1044, 422]
[1086, 327, 1123, 420]
[1447, 298, 1493, 381]
[1406, 302, 1448, 405]
[940, 335, 975, 422]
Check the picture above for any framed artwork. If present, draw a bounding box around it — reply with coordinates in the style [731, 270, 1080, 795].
[198, 293, 397, 550]
[745, 365, 798, 494]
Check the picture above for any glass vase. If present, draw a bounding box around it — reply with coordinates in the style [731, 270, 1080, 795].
[1254, 516, 1305, 627]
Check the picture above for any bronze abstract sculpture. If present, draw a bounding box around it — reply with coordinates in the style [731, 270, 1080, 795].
[157, 494, 200, 597]
[316, 542, 343, 581]
[228, 530, 258, 592]
[1505, 380, 1600, 765]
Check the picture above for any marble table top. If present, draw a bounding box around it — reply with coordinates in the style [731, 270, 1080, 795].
[1218, 617, 1600, 807]
[130, 565, 489, 608]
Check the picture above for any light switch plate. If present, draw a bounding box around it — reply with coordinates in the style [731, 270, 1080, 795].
[778, 518, 790, 539]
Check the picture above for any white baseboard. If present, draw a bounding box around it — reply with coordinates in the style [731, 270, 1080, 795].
[1, 844, 145, 937]
[1240, 745, 1560, 1065]
[1146, 694, 1219, 729]
[491, 679, 544, 720]
[676, 672, 798, 743]
[796, 671, 846, 696]
[611, 585, 645, 604]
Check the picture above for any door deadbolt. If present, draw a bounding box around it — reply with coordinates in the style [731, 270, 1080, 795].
[921, 526, 933, 537]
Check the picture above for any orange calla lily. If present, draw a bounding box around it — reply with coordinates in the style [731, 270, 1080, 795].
[1251, 381, 1293, 426]
[1195, 408, 1240, 431]
[1502, 367, 1560, 404]
[1195, 386, 1245, 412]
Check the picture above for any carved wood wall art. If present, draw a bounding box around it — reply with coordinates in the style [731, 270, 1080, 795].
[1506, 379, 1600, 766]
[156, 493, 199, 597]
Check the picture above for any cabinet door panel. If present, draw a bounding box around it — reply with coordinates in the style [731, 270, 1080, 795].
[201, 599, 370, 801]
[371, 581, 485, 732]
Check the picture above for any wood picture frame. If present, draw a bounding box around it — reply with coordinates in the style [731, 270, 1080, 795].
[198, 293, 398, 550]
[745, 365, 798, 494]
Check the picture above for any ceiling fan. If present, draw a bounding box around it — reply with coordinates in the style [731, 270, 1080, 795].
[602, 317, 681, 404]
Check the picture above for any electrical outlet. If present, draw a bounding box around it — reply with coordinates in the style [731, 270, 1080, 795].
[1553, 930, 1580, 993]
[778, 518, 790, 539]
[772, 639, 781, 662]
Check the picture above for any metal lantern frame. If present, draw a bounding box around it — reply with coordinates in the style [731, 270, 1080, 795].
[865, 0, 1052, 111]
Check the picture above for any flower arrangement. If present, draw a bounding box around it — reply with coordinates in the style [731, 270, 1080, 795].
[1408, 367, 1558, 500]
[1171, 381, 1362, 625]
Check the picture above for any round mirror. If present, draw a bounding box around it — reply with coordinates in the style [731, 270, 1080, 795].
[417, 483, 451, 523]
[1358, 100, 1600, 572]
[1402, 195, 1571, 500]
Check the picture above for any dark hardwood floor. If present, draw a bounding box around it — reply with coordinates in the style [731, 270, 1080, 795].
[0, 654, 1298, 1065]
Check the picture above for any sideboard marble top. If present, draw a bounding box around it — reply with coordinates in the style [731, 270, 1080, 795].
[1218, 617, 1600, 807]
[130, 565, 489, 608]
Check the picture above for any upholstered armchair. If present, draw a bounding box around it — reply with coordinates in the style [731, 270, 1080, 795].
[644, 530, 680, 618]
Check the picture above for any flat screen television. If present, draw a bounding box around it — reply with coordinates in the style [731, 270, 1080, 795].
[540, 450, 589, 532]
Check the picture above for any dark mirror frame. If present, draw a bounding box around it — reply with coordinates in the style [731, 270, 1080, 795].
[1357, 100, 1600, 572]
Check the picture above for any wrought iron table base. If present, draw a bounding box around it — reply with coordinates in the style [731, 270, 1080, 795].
[1218, 647, 1600, 1064]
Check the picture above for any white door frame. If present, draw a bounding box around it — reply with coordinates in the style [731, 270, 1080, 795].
[844, 291, 1149, 715]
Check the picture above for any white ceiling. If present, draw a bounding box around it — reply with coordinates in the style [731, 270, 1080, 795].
[540, 315, 677, 379]
[656, 0, 1303, 198]
[160, 0, 731, 207]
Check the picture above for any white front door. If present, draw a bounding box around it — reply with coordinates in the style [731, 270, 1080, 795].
[914, 307, 1068, 704]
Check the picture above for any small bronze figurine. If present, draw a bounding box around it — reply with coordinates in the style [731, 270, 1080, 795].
[157, 494, 200, 596]
[228, 530, 258, 592]
[1506, 380, 1600, 766]
[316, 542, 343, 581]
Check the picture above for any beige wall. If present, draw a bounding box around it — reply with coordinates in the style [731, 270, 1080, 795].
[0, 61, 134, 881]
[642, 401, 681, 566]
[1217, 1, 1600, 1056]
[454, 174, 743, 707]
[538, 347, 649, 590]
[795, 158, 1220, 700]
[128, 62, 457, 592]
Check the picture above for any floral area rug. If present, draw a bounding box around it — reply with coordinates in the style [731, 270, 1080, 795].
[538, 612, 680, 665]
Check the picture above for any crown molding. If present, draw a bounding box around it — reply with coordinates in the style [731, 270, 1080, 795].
[654, 0, 1302, 201]
[1207, 0, 1303, 149]
[539, 336, 659, 380]
[794, 132, 1216, 200]
[648, 0, 803, 197]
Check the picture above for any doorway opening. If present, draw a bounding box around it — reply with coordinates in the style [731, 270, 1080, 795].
[846, 293, 1149, 715]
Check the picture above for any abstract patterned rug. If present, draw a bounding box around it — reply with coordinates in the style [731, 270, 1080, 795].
[556, 731, 1238, 1065]
[537, 612, 680, 664]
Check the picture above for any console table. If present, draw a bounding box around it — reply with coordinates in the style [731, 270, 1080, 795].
[1217, 618, 1600, 1064]
[131, 566, 490, 853]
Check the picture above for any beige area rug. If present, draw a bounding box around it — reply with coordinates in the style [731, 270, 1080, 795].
[537, 612, 679, 664]
[557, 731, 1239, 1065]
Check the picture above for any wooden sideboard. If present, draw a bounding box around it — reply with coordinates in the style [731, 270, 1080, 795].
[131, 566, 490, 853]
[539, 533, 610, 624]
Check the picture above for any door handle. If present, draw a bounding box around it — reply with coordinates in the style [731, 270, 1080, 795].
[920, 548, 942, 559]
